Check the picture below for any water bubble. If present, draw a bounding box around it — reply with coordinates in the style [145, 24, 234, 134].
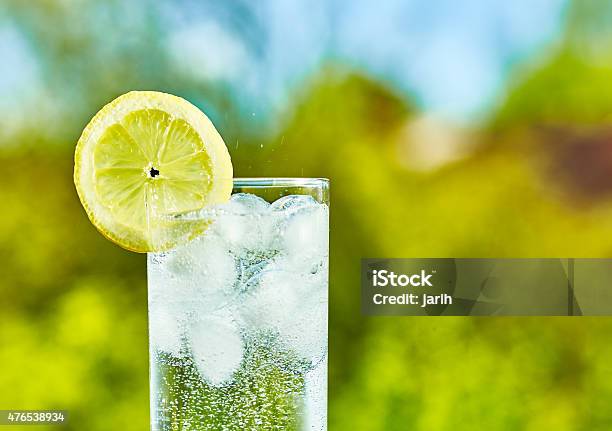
[304, 357, 328, 430]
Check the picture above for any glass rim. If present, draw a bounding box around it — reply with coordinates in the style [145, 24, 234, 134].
[232, 177, 329, 188]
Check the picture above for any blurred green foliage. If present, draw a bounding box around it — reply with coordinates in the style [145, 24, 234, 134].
[4, 1, 612, 430]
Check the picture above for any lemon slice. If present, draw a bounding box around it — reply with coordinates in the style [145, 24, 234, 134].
[74, 91, 233, 252]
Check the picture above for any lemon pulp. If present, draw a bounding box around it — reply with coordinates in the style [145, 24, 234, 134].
[74, 91, 233, 252]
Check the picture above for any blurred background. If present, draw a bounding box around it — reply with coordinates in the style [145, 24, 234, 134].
[5, 0, 612, 429]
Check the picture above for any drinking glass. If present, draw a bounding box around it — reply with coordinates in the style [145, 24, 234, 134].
[148, 178, 329, 430]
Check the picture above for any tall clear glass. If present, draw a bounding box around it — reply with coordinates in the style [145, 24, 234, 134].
[148, 178, 329, 430]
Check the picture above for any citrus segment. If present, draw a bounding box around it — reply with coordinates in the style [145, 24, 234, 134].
[74, 91, 233, 252]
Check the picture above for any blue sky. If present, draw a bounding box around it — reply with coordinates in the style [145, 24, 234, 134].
[163, 0, 568, 124]
[0, 0, 569, 133]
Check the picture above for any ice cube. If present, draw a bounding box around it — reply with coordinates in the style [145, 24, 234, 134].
[168, 234, 237, 315]
[235, 254, 271, 294]
[211, 193, 273, 254]
[148, 302, 185, 356]
[282, 205, 328, 255]
[270, 195, 318, 213]
[273, 198, 328, 274]
[148, 252, 182, 298]
[240, 269, 302, 330]
[147, 233, 237, 351]
[239, 262, 328, 365]
[148, 254, 190, 355]
[148, 246, 204, 306]
[189, 309, 244, 386]
[228, 193, 270, 214]
[282, 286, 328, 365]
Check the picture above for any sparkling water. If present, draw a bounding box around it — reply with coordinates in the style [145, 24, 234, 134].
[148, 193, 328, 430]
